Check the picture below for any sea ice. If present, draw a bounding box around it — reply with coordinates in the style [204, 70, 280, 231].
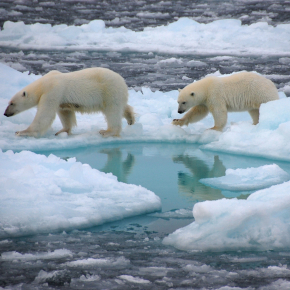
[0, 18, 289, 55]
[0, 149, 161, 238]
[199, 164, 290, 191]
[64, 257, 130, 268]
[1, 249, 73, 261]
[0, 63, 289, 162]
[202, 97, 290, 161]
[163, 180, 290, 251]
[118, 275, 151, 284]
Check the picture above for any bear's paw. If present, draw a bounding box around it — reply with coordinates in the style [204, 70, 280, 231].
[99, 129, 120, 138]
[172, 119, 185, 126]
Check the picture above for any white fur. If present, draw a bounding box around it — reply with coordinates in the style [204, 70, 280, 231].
[173, 72, 279, 131]
[4, 68, 135, 137]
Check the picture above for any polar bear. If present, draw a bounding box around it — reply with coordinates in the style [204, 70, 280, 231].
[4, 67, 135, 137]
[172, 72, 279, 131]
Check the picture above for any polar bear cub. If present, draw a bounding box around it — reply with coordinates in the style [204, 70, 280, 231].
[172, 71, 279, 131]
[4, 67, 135, 137]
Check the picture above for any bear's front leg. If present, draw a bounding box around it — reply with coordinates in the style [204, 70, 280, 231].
[172, 105, 209, 126]
[15, 94, 58, 137]
[209, 105, 227, 131]
[15, 129, 38, 137]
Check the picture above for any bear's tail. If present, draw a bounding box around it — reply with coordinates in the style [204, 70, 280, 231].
[124, 104, 135, 125]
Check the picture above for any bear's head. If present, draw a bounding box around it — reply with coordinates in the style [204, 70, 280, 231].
[4, 81, 42, 117]
[177, 78, 210, 114]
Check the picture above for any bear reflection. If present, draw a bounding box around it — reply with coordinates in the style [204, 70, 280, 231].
[101, 148, 135, 183]
[173, 154, 226, 201]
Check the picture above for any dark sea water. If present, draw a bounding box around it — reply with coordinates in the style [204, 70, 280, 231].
[1, 1, 290, 289]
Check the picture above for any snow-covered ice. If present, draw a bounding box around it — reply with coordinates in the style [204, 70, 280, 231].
[199, 164, 290, 191]
[163, 180, 290, 251]
[202, 97, 290, 161]
[0, 18, 290, 55]
[0, 63, 289, 162]
[0, 149, 161, 238]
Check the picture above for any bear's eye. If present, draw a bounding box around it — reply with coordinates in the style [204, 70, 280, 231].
[182, 102, 186, 105]
[190, 92, 195, 97]
[10, 102, 14, 106]
[22, 91, 26, 97]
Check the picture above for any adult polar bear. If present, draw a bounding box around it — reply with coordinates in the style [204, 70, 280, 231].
[4, 67, 135, 137]
[173, 72, 279, 131]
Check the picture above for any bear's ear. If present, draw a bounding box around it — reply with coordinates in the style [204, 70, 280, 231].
[178, 88, 181, 92]
[22, 91, 27, 98]
[190, 92, 195, 97]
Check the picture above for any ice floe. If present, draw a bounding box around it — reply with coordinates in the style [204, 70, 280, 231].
[163, 180, 290, 251]
[0, 149, 161, 238]
[199, 164, 290, 191]
[0, 18, 289, 55]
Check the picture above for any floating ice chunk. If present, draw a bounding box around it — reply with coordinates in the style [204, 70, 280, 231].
[279, 57, 290, 65]
[138, 266, 174, 277]
[148, 209, 193, 219]
[230, 256, 267, 263]
[65, 257, 129, 268]
[0, 150, 161, 238]
[163, 180, 290, 251]
[118, 275, 151, 284]
[136, 12, 170, 19]
[186, 60, 207, 67]
[79, 274, 101, 282]
[157, 58, 183, 67]
[1, 249, 73, 261]
[262, 279, 290, 290]
[34, 269, 71, 285]
[200, 164, 290, 191]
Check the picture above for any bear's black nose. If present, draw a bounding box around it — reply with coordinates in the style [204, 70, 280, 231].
[178, 110, 184, 114]
[4, 111, 13, 117]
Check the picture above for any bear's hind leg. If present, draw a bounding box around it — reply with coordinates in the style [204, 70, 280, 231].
[100, 109, 122, 137]
[248, 109, 259, 125]
[55, 110, 77, 136]
[123, 104, 135, 125]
